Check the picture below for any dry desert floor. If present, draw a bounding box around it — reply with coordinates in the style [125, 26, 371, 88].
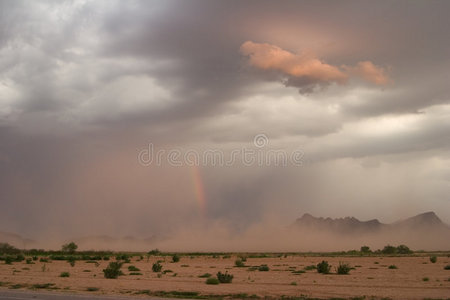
[1, 255, 449, 299]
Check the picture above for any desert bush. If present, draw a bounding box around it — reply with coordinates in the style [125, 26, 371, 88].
[39, 258, 49, 262]
[103, 262, 123, 279]
[217, 271, 233, 283]
[396, 245, 412, 254]
[152, 262, 163, 272]
[290, 281, 297, 286]
[172, 254, 180, 263]
[0, 243, 20, 255]
[444, 265, 450, 270]
[430, 256, 437, 263]
[258, 264, 269, 271]
[60, 272, 70, 277]
[61, 242, 78, 254]
[360, 246, 371, 253]
[235, 259, 245, 267]
[129, 272, 142, 275]
[336, 262, 351, 275]
[86, 287, 99, 291]
[316, 261, 331, 274]
[32, 283, 55, 289]
[422, 277, 429, 281]
[304, 265, 317, 271]
[147, 249, 161, 256]
[198, 273, 212, 278]
[206, 277, 219, 285]
[15, 254, 25, 262]
[26, 258, 33, 264]
[4, 256, 13, 264]
[388, 265, 398, 269]
[128, 265, 140, 272]
[381, 245, 397, 254]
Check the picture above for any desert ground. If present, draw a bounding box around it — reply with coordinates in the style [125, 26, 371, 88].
[0, 254, 449, 300]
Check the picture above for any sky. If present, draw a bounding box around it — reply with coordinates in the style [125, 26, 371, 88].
[1, 0, 450, 245]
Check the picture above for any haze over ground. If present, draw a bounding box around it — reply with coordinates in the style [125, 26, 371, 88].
[0, 0, 450, 250]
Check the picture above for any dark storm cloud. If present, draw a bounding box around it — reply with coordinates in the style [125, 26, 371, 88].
[1, 0, 450, 245]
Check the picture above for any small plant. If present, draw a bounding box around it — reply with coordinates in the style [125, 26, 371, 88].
[26, 258, 33, 264]
[172, 254, 180, 263]
[128, 265, 140, 272]
[206, 277, 220, 285]
[152, 262, 163, 272]
[336, 262, 351, 275]
[4, 256, 13, 265]
[217, 271, 233, 283]
[198, 273, 212, 278]
[388, 265, 398, 269]
[422, 277, 429, 282]
[430, 256, 437, 263]
[129, 272, 142, 275]
[86, 287, 99, 292]
[39, 258, 49, 262]
[258, 264, 269, 271]
[444, 265, 450, 270]
[32, 283, 55, 289]
[103, 262, 123, 279]
[235, 259, 245, 267]
[304, 265, 317, 270]
[316, 261, 331, 274]
[60, 272, 70, 277]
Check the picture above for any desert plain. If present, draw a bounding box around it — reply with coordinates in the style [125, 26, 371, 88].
[1, 253, 449, 300]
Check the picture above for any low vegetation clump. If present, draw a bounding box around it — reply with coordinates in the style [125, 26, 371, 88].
[103, 262, 123, 279]
[422, 277, 429, 282]
[336, 262, 351, 275]
[152, 262, 163, 272]
[388, 265, 398, 269]
[61, 242, 78, 254]
[128, 265, 140, 272]
[60, 272, 70, 277]
[304, 265, 317, 271]
[317, 261, 331, 274]
[32, 283, 55, 289]
[444, 265, 450, 270]
[129, 272, 142, 275]
[86, 287, 99, 292]
[217, 271, 233, 283]
[198, 273, 212, 278]
[258, 264, 269, 271]
[235, 259, 245, 267]
[206, 277, 220, 285]
[172, 254, 180, 263]
[429, 256, 437, 263]
[360, 246, 371, 253]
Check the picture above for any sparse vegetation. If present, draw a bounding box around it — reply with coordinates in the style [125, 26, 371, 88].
[128, 265, 140, 272]
[103, 262, 123, 279]
[396, 245, 412, 254]
[152, 262, 163, 272]
[304, 265, 317, 270]
[235, 259, 245, 267]
[388, 265, 398, 269]
[198, 273, 212, 278]
[429, 256, 437, 263]
[172, 254, 180, 263]
[444, 265, 450, 270]
[61, 242, 78, 254]
[60, 272, 70, 277]
[290, 281, 297, 286]
[206, 277, 220, 285]
[422, 277, 429, 282]
[129, 272, 142, 275]
[336, 262, 351, 275]
[32, 283, 55, 289]
[360, 246, 371, 253]
[258, 264, 269, 271]
[86, 287, 99, 291]
[316, 261, 331, 274]
[217, 271, 233, 283]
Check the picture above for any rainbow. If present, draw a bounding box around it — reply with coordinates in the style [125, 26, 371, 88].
[191, 165, 207, 217]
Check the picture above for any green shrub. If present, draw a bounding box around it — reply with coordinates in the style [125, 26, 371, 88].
[152, 262, 163, 272]
[206, 277, 220, 285]
[128, 265, 140, 272]
[396, 245, 412, 254]
[430, 256, 437, 263]
[129, 272, 142, 275]
[198, 273, 212, 278]
[304, 265, 317, 270]
[444, 265, 450, 270]
[290, 281, 297, 286]
[381, 245, 397, 254]
[103, 262, 123, 279]
[360, 246, 371, 253]
[172, 254, 180, 263]
[86, 287, 99, 291]
[217, 271, 233, 283]
[4, 256, 13, 265]
[388, 265, 398, 269]
[39, 258, 49, 263]
[336, 262, 351, 275]
[422, 277, 429, 282]
[60, 272, 70, 277]
[26, 258, 33, 264]
[258, 264, 269, 271]
[61, 242, 78, 254]
[317, 261, 331, 274]
[235, 259, 245, 267]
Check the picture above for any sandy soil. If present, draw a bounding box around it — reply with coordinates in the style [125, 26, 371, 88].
[0, 255, 449, 299]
